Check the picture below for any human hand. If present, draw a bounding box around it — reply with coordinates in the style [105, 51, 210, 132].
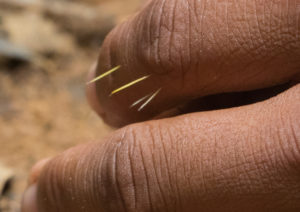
[23, 0, 300, 211]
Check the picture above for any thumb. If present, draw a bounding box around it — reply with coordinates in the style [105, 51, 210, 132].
[23, 84, 300, 212]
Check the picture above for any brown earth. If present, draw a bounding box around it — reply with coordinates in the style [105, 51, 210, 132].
[0, 0, 140, 211]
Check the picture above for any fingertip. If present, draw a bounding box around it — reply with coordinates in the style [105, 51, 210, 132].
[28, 158, 51, 186]
[22, 184, 38, 212]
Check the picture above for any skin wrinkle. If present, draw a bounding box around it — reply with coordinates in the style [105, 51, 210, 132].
[268, 0, 274, 44]
[249, 111, 274, 185]
[204, 133, 224, 207]
[178, 124, 194, 201]
[136, 6, 149, 74]
[286, 116, 300, 171]
[275, 99, 296, 171]
[184, 0, 196, 86]
[175, 126, 189, 198]
[298, 1, 300, 40]
[53, 152, 75, 211]
[215, 0, 228, 61]
[43, 161, 57, 211]
[217, 1, 234, 70]
[254, 0, 266, 48]
[183, 129, 200, 205]
[286, 0, 294, 41]
[277, 99, 300, 169]
[262, 103, 281, 173]
[185, 0, 192, 69]
[183, 140, 196, 202]
[104, 142, 113, 211]
[141, 0, 164, 75]
[277, 0, 285, 53]
[245, 0, 256, 50]
[58, 155, 68, 210]
[159, 124, 176, 210]
[147, 0, 156, 68]
[272, 108, 293, 175]
[242, 2, 261, 56]
[248, 104, 290, 205]
[186, 0, 202, 87]
[125, 21, 131, 76]
[140, 5, 155, 68]
[281, 114, 300, 168]
[89, 145, 102, 210]
[209, 1, 230, 76]
[157, 123, 173, 207]
[212, 137, 238, 198]
[81, 146, 96, 209]
[147, 124, 169, 211]
[165, 126, 183, 211]
[287, 111, 300, 164]
[228, 2, 250, 64]
[171, 125, 182, 210]
[202, 111, 253, 204]
[102, 136, 121, 212]
[151, 0, 163, 70]
[95, 136, 115, 211]
[114, 141, 127, 212]
[128, 127, 148, 210]
[193, 129, 212, 196]
[262, 102, 289, 179]
[262, 0, 267, 47]
[73, 146, 87, 209]
[118, 129, 132, 212]
[157, 0, 168, 71]
[83, 153, 95, 210]
[136, 130, 154, 212]
[236, 125, 255, 195]
[61, 153, 74, 210]
[192, 0, 205, 88]
[191, 0, 205, 87]
[102, 135, 124, 211]
[178, 1, 188, 88]
[169, 0, 177, 73]
[127, 129, 138, 210]
[225, 0, 229, 50]
[52, 162, 61, 211]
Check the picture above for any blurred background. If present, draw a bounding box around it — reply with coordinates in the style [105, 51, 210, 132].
[0, 0, 140, 211]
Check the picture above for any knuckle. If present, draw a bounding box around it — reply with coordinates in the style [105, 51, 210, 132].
[100, 124, 169, 211]
[132, 0, 195, 76]
[108, 0, 300, 84]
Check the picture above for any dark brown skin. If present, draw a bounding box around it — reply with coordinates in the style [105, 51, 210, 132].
[22, 0, 300, 211]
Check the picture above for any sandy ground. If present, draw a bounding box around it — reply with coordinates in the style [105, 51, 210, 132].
[0, 0, 140, 211]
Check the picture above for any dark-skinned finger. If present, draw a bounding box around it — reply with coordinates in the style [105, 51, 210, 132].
[89, 0, 300, 127]
[24, 84, 300, 212]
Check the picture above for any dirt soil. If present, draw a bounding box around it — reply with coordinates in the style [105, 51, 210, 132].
[0, 0, 140, 211]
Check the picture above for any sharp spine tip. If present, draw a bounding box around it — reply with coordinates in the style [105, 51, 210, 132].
[130, 94, 151, 108]
[87, 65, 121, 85]
[138, 88, 162, 111]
